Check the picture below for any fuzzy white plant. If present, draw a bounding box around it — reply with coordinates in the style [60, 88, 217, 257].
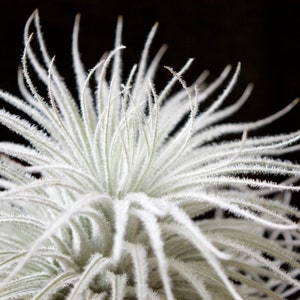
[0, 10, 299, 300]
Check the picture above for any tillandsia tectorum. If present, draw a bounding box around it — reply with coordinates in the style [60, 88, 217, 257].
[0, 10, 299, 300]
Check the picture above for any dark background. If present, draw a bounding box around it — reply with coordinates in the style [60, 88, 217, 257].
[0, 0, 299, 156]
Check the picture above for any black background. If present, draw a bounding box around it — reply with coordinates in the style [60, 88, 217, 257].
[0, 1, 299, 158]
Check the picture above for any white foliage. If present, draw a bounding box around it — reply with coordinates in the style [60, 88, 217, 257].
[0, 10, 299, 299]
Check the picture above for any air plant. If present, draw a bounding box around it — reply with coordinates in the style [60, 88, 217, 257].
[0, 10, 299, 300]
